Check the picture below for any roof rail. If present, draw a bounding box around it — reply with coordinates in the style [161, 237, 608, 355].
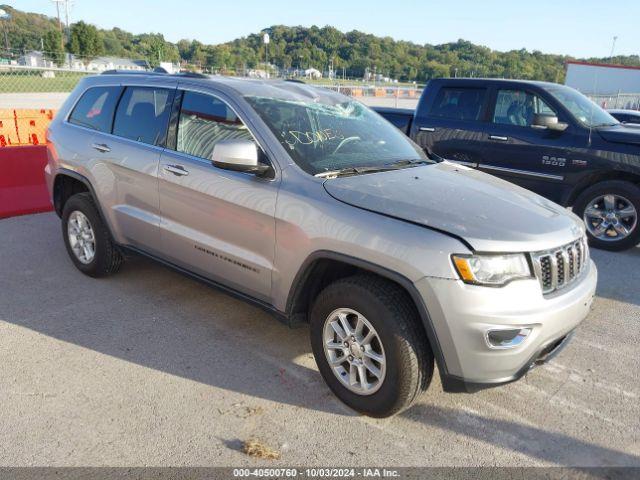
[100, 69, 209, 79]
[176, 71, 209, 79]
[101, 69, 161, 76]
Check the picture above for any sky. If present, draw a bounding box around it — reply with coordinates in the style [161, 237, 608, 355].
[14, 0, 640, 58]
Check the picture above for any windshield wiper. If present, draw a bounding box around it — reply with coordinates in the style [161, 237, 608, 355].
[390, 159, 433, 167]
[315, 165, 398, 178]
[315, 159, 431, 179]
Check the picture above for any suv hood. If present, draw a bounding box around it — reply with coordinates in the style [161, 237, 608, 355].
[323, 162, 584, 252]
[597, 124, 640, 146]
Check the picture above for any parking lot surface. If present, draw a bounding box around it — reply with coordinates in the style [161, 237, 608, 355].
[1, 213, 639, 467]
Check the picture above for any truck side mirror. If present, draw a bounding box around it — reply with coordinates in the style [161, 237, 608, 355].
[532, 113, 568, 132]
[211, 139, 271, 176]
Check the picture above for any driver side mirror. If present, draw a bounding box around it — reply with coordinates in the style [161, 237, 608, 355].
[211, 139, 271, 176]
[532, 113, 568, 132]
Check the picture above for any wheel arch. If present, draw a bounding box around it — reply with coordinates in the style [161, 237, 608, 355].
[565, 170, 640, 206]
[285, 250, 451, 383]
[53, 169, 107, 222]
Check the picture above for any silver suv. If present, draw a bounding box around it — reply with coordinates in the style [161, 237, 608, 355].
[45, 72, 597, 417]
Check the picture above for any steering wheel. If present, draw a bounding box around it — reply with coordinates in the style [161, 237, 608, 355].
[332, 136, 361, 155]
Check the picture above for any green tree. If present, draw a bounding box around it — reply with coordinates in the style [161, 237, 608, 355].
[68, 21, 103, 62]
[8, 5, 640, 83]
[43, 29, 64, 66]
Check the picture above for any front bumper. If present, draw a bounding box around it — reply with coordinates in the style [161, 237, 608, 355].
[415, 259, 597, 392]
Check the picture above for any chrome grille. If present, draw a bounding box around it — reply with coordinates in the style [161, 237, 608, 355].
[532, 237, 589, 295]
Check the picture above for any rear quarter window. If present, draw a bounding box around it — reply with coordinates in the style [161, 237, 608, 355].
[68, 86, 122, 133]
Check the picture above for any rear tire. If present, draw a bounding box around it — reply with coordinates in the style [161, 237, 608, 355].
[61, 193, 123, 277]
[573, 180, 640, 251]
[310, 274, 433, 417]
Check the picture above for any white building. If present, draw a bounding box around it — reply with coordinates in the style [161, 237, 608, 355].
[18, 51, 54, 68]
[17, 52, 150, 72]
[85, 57, 149, 72]
[565, 61, 640, 95]
[304, 68, 322, 79]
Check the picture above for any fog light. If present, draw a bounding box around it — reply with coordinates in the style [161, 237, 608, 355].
[486, 328, 532, 349]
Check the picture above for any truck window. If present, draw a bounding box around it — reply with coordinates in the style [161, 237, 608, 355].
[112, 87, 175, 146]
[176, 91, 253, 160]
[493, 90, 556, 127]
[430, 87, 486, 121]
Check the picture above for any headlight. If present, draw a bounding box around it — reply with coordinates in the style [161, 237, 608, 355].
[452, 253, 532, 286]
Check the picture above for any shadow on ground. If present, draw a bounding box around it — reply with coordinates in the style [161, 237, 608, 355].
[0, 215, 352, 416]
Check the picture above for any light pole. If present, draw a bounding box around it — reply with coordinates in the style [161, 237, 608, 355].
[263, 32, 269, 76]
[609, 36, 618, 62]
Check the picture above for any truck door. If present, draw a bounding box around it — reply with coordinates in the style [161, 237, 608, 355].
[479, 88, 574, 203]
[412, 86, 488, 168]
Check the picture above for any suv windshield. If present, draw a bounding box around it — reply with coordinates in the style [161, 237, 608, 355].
[547, 85, 619, 128]
[245, 95, 428, 176]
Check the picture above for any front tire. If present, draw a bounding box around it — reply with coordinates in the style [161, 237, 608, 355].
[62, 193, 123, 277]
[310, 274, 433, 417]
[573, 180, 640, 251]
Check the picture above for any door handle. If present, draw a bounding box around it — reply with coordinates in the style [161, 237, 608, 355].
[92, 143, 111, 153]
[489, 135, 509, 141]
[419, 127, 436, 132]
[163, 164, 189, 177]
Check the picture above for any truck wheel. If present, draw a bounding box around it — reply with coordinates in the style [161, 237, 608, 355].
[309, 274, 433, 417]
[573, 180, 640, 251]
[61, 193, 123, 277]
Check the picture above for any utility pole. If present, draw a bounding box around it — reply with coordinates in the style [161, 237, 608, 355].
[54, 1, 62, 31]
[54, 1, 64, 50]
[52, 0, 72, 43]
[64, 0, 71, 38]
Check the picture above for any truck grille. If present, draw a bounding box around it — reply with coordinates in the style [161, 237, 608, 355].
[532, 237, 589, 295]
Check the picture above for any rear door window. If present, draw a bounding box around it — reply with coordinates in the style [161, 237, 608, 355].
[68, 86, 122, 133]
[430, 87, 486, 121]
[112, 87, 175, 146]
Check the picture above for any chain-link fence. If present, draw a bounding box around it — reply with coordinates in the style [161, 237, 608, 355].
[0, 48, 153, 109]
[0, 65, 90, 93]
[8, 54, 639, 113]
[586, 93, 640, 111]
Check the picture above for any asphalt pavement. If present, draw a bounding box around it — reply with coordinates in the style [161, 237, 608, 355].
[0, 213, 638, 467]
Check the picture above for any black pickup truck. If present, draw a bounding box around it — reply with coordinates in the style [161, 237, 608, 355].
[375, 78, 640, 251]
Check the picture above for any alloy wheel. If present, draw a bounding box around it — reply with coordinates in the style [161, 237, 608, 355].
[322, 308, 386, 395]
[583, 194, 638, 242]
[67, 210, 96, 264]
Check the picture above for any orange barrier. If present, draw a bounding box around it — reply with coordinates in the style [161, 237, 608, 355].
[0, 109, 55, 147]
[0, 145, 53, 218]
[374, 88, 386, 97]
[351, 88, 363, 97]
